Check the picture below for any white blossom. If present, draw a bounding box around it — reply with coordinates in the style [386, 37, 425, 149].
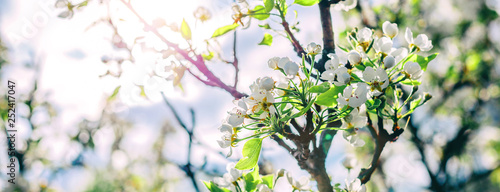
[373, 37, 393, 54]
[306, 42, 322, 56]
[286, 172, 311, 191]
[268, 57, 280, 70]
[345, 178, 365, 192]
[325, 53, 341, 70]
[320, 66, 351, 86]
[383, 55, 396, 68]
[337, 83, 369, 108]
[342, 155, 358, 170]
[217, 124, 233, 148]
[405, 28, 433, 52]
[275, 81, 289, 96]
[382, 21, 398, 38]
[278, 57, 292, 69]
[363, 67, 389, 94]
[215, 162, 243, 188]
[226, 99, 248, 127]
[341, 108, 367, 147]
[332, 0, 357, 12]
[259, 77, 275, 91]
[347, 51, 362, 65]
[283, 61, 299, 78]
[256, 184, 272, 192]
[357, 27, 373, 50]
[403, 62, 423, 80]
[390, 47, 409, 64]
[193, 6, 211, 22]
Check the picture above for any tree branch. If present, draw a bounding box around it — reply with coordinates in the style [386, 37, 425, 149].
[120, 0, 246, 99]
[317, 1, 335, 73]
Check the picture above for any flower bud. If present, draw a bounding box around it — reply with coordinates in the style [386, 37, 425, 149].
[276, 169, 285, 177]
[268, 57, 280, 70]
[284, 61, 299, 78]
[259, 77, 275, 91]
[347, 51, 362, 65]
[412, 86, 419, 93]
[342, 156, 357, 170]
[383, 55, 395, 68]
[382, 21, 398, 38]
[424, 93, 432, 102]
[306, 42, 322, 56]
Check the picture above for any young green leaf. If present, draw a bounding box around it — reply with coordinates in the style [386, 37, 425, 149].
[203, 181, 231, 192]
[252, 5, 270, 20]
[258, 23, 271, 29]
[261, 175, 274, 189]
[243, 166, 262, 191]
[281, 97, 316, 122]
[411, 53, 438, 71]
[366, 99, 382, 110]
[107, 86, 121, 101]
[259, 33, 273, 46]
[235, 138, 263, 170]
[410, 97, 422, 110]
[264, 0, 274, 12]
[309, 82, 331, 93]
[315, 85, 346, 107]
[181, 19, 191, 40]
[212, 23, 239, 38]
[401, 79, 421, 86]
[294, 0, 320, 6]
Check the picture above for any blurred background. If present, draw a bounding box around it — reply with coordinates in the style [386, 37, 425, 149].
[0, 0, 499, 191]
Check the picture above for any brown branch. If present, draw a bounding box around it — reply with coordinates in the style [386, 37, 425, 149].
[317, 1, 335, 73]
[281, 19, 306, 59]
[271, 134, 293, 153]
[359, 107, 404, 184]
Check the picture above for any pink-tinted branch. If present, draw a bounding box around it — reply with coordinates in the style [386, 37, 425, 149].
[120, 0, 246, 99]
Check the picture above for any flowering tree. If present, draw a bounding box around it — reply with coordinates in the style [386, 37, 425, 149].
[3, 0, 500, 191]
[56, 0, 436, 191]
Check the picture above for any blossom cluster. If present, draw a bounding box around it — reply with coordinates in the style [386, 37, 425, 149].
[212, 21, 433, 191]
[217, 21, 433, 157]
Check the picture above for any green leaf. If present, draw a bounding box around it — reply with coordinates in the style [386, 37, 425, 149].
[366, 99, 381, 110]
[203, 181, 231, 192]
[180, 19, 191, 40]
[354, 64, 366, 71]
[309, 82, 331, 93]
[264, 0, 274, 12]
[315, 85, 346, 107]
[294, 0, 320, 6]
[411, 53, 438, 71]
[350, 73, 363, 83]
[281, 97, 316, 122]
[212, 23, 239, 38]
[108, 86, 121, 101]
[235, 138, 263, 170]
[401, 79, 421, 86]
[410, 97, 422, 110]
[252, 5, 270, 20]
[261, 175, 274, 189]
[466, 52, 480, 72]
[258, 23, 271, 29]
[278, 0, 288, 16]
[243, 166, 262, 191]
[258, 33, 273, 46]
